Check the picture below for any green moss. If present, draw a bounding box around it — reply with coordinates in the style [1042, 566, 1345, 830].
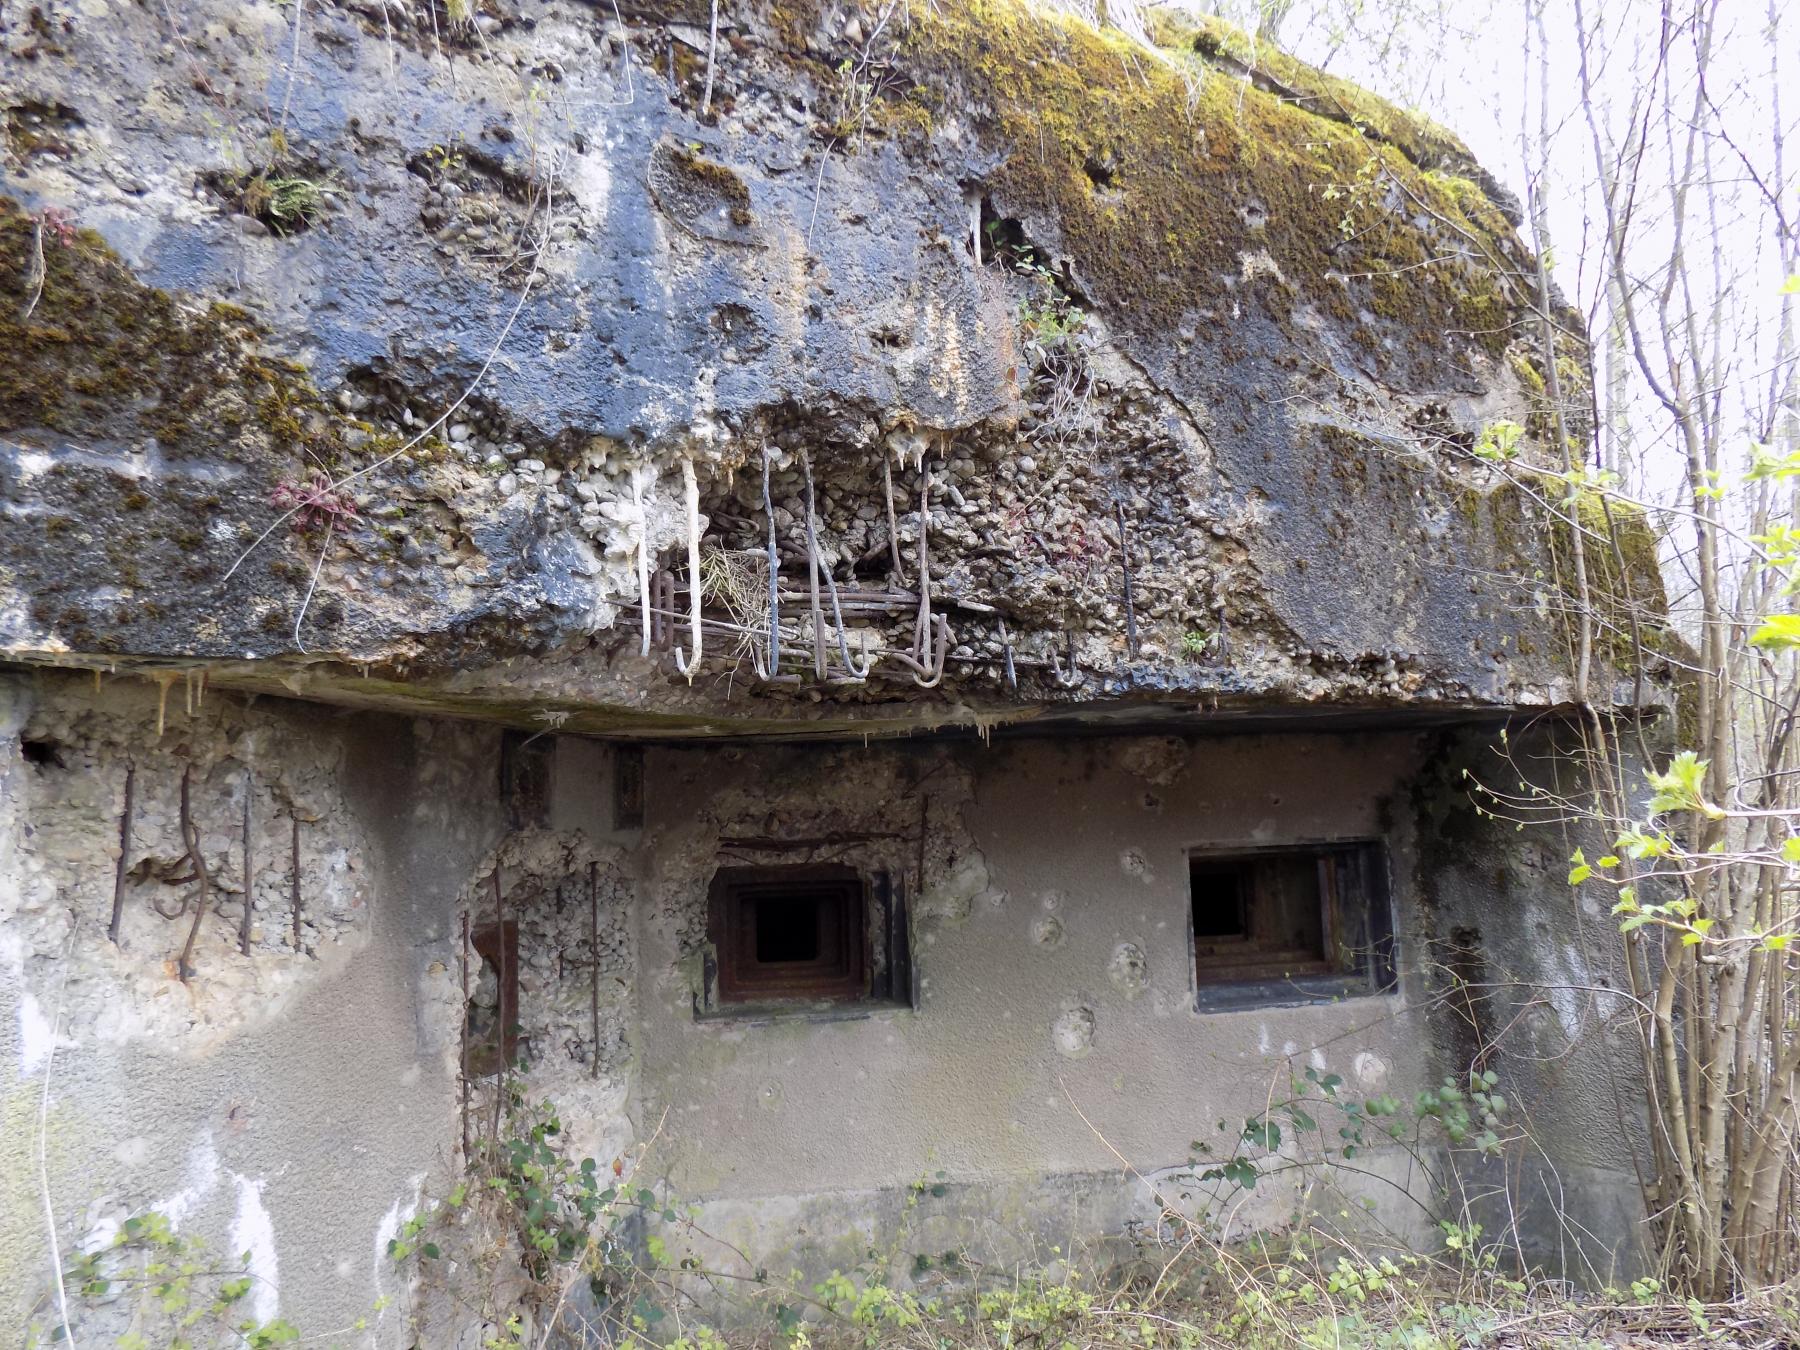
[1544, 490, 1668, 670]
[1166, 12, 1473, 173]
[672, 148, 750, 209]
[896, 0, 1526, 356]
[0, 196, 307, 456]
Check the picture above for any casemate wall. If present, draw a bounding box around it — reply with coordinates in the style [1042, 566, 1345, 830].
[3, 671, 1644, 1338]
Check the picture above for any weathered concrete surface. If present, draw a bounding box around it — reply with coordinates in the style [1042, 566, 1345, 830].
[0, 0, 1660, 1337]
[3, 671, 1646, 1337]
[626, 729, 1647, 1291]
[0, 672, 501, 1342]
[0, 0, 1662, 737]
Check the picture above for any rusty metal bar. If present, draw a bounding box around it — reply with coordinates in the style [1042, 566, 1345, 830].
[290, 815, 303, 953]
[762, 446, 782, 678]
[460, 907, 471, 1159]
[176, 766, 209, 984]
[801, 451, 873, 681]
[238, 770, 253, 957]
[882, 454, 907, 587]
[589, 861, 600, 1080]
[650, 570, 676, 651]
[801, 452, 827, 680]
[107, 764, 135, 945]
[1117, 501, 1138, 659]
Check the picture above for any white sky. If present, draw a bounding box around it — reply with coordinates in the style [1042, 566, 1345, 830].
[1198, 0, 1798, 498]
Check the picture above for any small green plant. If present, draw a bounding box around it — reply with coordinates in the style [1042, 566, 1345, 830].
[1014, 261, 1086, 348]
[48, 1210, 299, 1349]
[1198, 1066, 1515, 1202]
[239, 174, 334, 234]
[1473, 418, 1524, 462]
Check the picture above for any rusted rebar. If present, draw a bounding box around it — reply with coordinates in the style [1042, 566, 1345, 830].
[290, 815, 303, 953]
[107, 764, 135, 945]
[588, 861, 600, 1081]
[761, 446, 782, 677]
[882, 454, 907, 587]
[671, 458, 704, 678]
[459, 907, 472, 1160]
[800, 452, 873, 681]
[238, 770, 253, 956]
[912, 460, 932, 664]
[176, 766, 210, 984]
[650, 570, 676, 651]
[801, 452, 827, 680]
[1116, 502, 1138, 659]
[892, 458, 952, 688]
[1050, 630, 1083, 688]
[634, 470, 652, 658]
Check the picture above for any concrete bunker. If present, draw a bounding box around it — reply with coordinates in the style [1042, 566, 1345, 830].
[0, 666, 1653, 1340]
[0, 0, 1669, 1337]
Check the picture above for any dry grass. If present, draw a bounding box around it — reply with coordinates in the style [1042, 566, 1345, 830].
[710, 1253, 1800, 1350]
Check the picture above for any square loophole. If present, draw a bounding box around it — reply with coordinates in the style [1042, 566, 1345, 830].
[708, 866, 867, 1006]
[1189, 842, 1394, 1008]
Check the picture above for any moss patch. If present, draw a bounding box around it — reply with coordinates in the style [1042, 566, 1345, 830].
[1166, 12, 1471, 173]
[0, 195, 366, 471]
[894, 0, 1528, 360]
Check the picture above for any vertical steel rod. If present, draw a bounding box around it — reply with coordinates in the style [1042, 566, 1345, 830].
[107, 764, 135, 945]
[238, 770, 253, 956]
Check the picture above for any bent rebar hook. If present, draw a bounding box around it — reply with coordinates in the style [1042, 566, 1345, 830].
[1049, 630, 1083, 688]
[897, 455, 950, 688]
[760, 445, 781, 679]
[632, 469, 652, 658]
[800, 452, 874, 682]
[892, 612, 950, 688]
[671, 459, 704, 680]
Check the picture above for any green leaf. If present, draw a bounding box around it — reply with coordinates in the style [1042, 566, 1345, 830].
[1242, 1119, 1282, 1151]
[1782, 838, 1800, 864]
[1473, 420, 1524, 462]
[1567, 848, 1592, 885]
[1646, 751, 1718, 817]
[1752, 615, 1800, 651]
[1781, 274, 1800, 295]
